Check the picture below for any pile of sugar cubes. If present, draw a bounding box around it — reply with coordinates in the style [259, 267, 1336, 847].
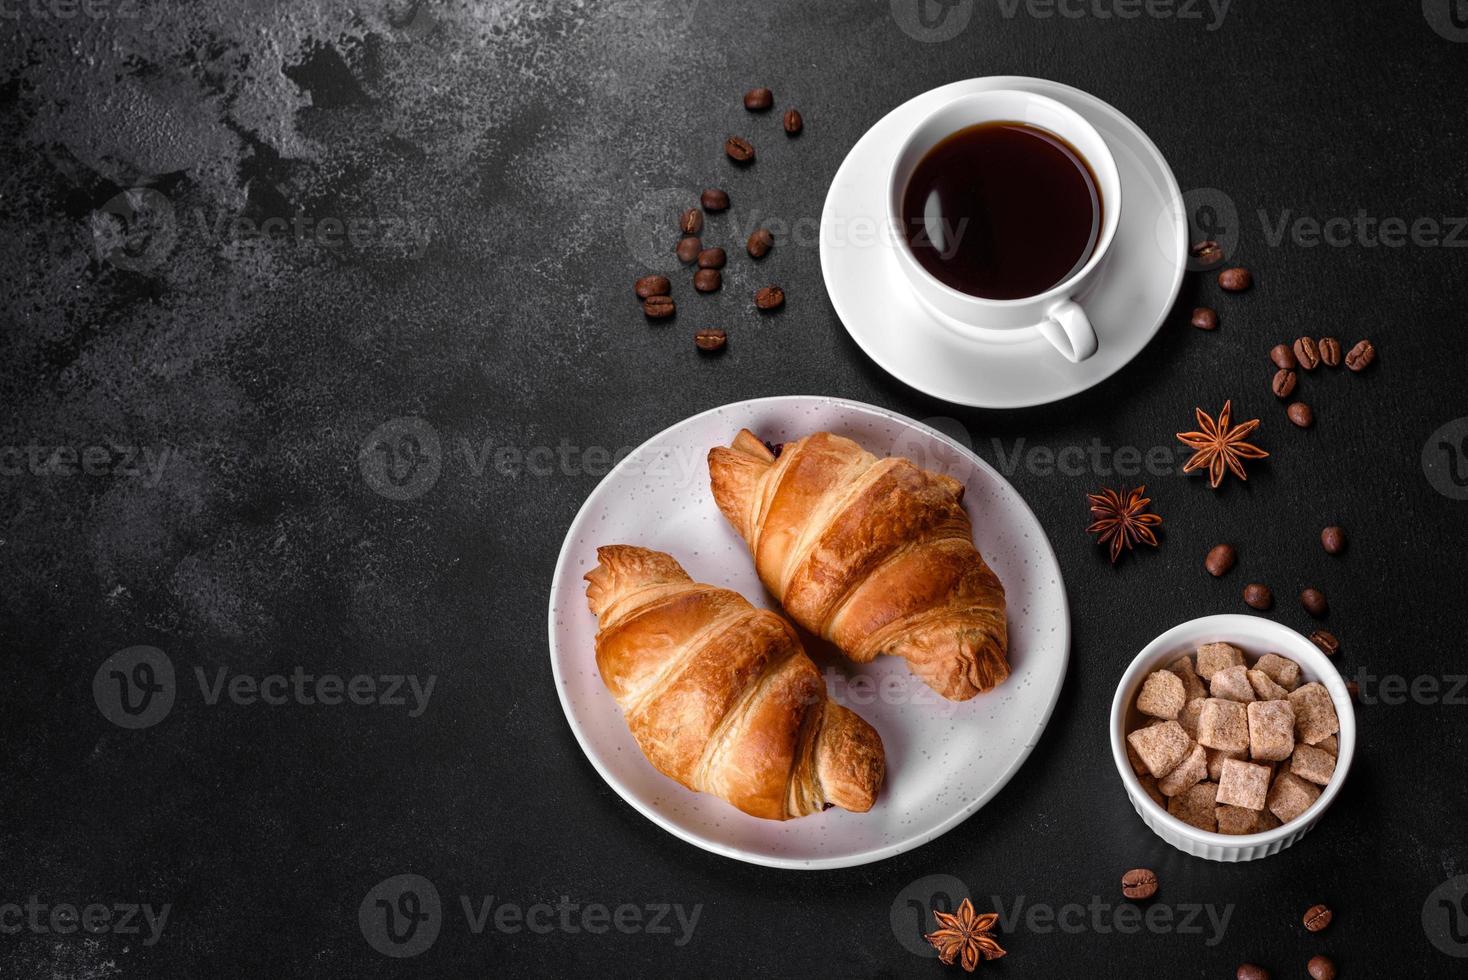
[1125, 642, 1341, 835]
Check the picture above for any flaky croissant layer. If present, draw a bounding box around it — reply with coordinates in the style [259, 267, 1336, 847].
[584, 545, 885, 820]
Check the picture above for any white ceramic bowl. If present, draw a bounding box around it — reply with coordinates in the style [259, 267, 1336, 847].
[1109, 614, 1356, 862]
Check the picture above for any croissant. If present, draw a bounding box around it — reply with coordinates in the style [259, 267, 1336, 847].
[584, 545, 885, 820]
[708, 429, 1008, 702]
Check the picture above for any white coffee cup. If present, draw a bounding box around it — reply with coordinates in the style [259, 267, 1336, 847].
[888, 90, 1122, 363]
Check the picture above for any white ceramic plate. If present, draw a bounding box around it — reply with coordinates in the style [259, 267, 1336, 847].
[548, 396, 1069, 869]
[820, 76, 1188, 408]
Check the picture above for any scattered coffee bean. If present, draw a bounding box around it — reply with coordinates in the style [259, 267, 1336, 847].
[1309, 629, 1339, 656]
[1192, 307, 1218, 331]
[697, 247, 727, 269]
[1288, 402, 1314, 428]
[1191, 240, 1224, 266]
[1219, 267, 1252, 291]
[1205, 543, 1237, 577]
[1120, 868, 1158, 900]
[1272, 368, 1298, 398]
[1303, 903, 1333, 932]
[635, 274, 671, 299]
[754, 285, 785, 310]
[1318, 336, 1342, 366]
[725, 135, 756, 163]
[679, 208, 703, 235]
[1307, 955, 1336, 980]
[1321, 526, 1346, 555]
[1270, 343, 1298, 370]
[743, 87, 773, 111]
[642, 295, 675, 319]
[1294, 336, 1321, 370]
[1300, 588, 1328, 618]
[1244, 583, 1273, 610]
[1236, 966, 1270, 980]
[1346, 338, 1376, 371]
[700, 187, 730, 212]
[1347, 679, 1360, 701]
[747, 227, 774, 258]
[694, 327, 727, 351]
[694, 268, 722, 293]
[677, 236, 701, 264]
[783, 107, 803, 135]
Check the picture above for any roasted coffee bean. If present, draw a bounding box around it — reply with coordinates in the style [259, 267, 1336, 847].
[754, 285, 785, 310]
[1236, 966, 1270, 980]
[701, 187, 730, 212]
[1244, 583, 1273, 610]
[635, 274, 671, 299]
[1346, 338, 1376, 371]
[743, 87, 773, 111]
[1270, 343, 1298, 369]
[1318, 336, 1342, 366]
[1347, 679, 1360, 701]
[1303, 903, 1333, 932]
[725, 135, 756, 163]
[694, 268, 722, 293]
[642, 295, 675, 319]
[680, 208, 703, 235]
[1205, 543, 1237, 577]
[1219, 266, 1252, 291]
[677, 236, 701, 264]
[747, 227, 774, 258]
[1293, 336, 1321, 369]
[1307, 956, 1336, 980]
[1191, 240, 1224, 266]
[1300, 588, 1328, 618]
[783, 107, 803, 135]
[697, 247, 727, 269]
[1192, 307, 1218, 331]
[1272, 368, 1298, 398]
[694, 327, 727, 351]
[1120, 868, 1158, 900]
[1288, 401, 1314, 428]
[1321, 525, 1347, 555]
[1309, 629, 1339, 656]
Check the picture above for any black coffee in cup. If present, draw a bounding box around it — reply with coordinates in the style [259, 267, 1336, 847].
[899, 121, 1103, 301]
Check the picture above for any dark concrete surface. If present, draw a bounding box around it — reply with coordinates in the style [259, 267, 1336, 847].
[3, 1, 1468, 976]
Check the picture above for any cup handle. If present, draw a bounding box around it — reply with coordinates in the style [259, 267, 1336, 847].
[1035, 299, 1099, 363]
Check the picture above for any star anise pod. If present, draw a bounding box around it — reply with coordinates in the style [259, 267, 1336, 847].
[924, 898, 1006, 972]
[1086, 485, 1163, 563]
[1176, 400, 1269, 488]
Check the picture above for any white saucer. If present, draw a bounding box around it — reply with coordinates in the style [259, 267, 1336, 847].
[820, 76, 1187, 409]
[548, 396, 1069, 869]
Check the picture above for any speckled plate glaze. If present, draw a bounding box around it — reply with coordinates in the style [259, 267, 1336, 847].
[548, 396, 1069, 869]
[820, 76, 1188, 408]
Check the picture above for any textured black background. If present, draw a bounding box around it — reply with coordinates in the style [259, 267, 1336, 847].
[4, 1, 1468, 976]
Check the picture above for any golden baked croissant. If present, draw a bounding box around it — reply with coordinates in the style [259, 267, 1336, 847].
[584, 545, 885, 820]
[708, 429, 1008, 702]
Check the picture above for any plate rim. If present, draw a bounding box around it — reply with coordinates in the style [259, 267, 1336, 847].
[546, 394, 1071, 869]
[820, 74, 1188, 409]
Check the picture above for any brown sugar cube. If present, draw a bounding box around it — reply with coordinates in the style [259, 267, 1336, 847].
[1125, 740, 1149, 777]
[1136, 669, 1187, 719]
[1206, 746, 1245, 781]
[1195, 642, 1245, 681]
[1158, 742, 1208, 797]
[1247, 699, 1296, 761]
[1167, 781, 1218, 832]
[1288, 682, 1341, 745]
[1168, 655, 1208, 701]
[1126, 720, 1192, 778]
[1216, 758, 1273, 811]
[1139, 773, 1166, 808]
[1247, 668, 1289, 700]
[1256, 808, 1282, 831]
[1197, 698, 1250, 753]
[1215, 804, 1262, 836]
[1210, 664, 1256, 703]
[1290, 743, 1337, 786]
[1255, 653, 1302, 691]
[1178, 697, 1205, 739]
[1316, 734, 1338, 756]
[1267, 770, 1322, 823]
